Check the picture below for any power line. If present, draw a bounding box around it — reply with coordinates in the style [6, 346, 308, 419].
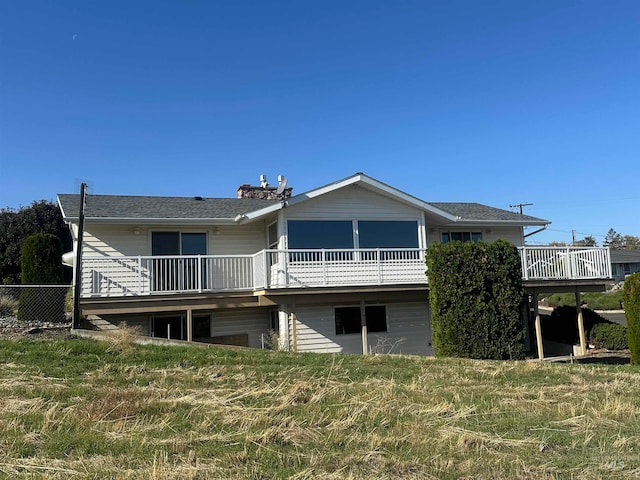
[509, 202, 533, 215]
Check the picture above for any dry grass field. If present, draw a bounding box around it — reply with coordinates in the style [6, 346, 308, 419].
[0, 333, 639, 479]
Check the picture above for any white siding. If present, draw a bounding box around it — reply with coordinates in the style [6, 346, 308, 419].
[211, 223, 267, 255]
[81, 222, 268, 258]
[210, 308, 270, 348]
[483, 227, 524, 246]
[293, 305, 362, 354]
[368, 302, 433, 356]
[82, 225, 148, 257]
[284, 185, 423, 221]
[293, 301, 433, 356]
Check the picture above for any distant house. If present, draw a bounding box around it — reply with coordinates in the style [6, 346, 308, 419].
[610, 249, 640, 282]
[57, 173, 613, 356]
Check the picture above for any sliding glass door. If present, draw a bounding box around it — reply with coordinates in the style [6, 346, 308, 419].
[151, 232, 207, 292]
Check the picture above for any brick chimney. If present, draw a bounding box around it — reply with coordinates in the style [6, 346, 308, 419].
[237, 184, 293, 199]
[237, 175, 293, 199]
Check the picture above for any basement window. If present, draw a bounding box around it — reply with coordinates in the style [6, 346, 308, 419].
[335, 305, 388, 335]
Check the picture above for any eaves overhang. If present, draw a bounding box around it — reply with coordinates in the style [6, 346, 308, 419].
[61, 217, 243, 226]
[441, 219, 551, 227]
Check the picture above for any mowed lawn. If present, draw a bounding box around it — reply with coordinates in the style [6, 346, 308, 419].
[0, 335, 639, 479]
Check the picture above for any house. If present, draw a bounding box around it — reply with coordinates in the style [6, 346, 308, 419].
[57, 173, 613, 357]
[610, 249, 640, 283]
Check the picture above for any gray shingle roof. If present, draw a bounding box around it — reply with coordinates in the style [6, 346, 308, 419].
[58, 194, 280, 220]
[428, 202, 547, 223]
[610, 249, 640, 263]
[57, 191, 548, 225]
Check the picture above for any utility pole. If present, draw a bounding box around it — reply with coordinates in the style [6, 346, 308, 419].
[572, 229, 576, 245]
[509, 203, 533, 215]
[72, 183, 87, 330]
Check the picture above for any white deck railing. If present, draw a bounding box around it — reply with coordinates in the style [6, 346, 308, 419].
[517, 246, 612, 280]
[80, 246, 611, 297]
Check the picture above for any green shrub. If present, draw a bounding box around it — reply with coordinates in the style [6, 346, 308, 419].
[18, 234, 66, 323]
[426, 240, 525, 360]
[588, 322, 628, 350]
[20, 233, 64, 284]
[541, 291, 624, 310]
[542, 293, 575, 308]
[624, 273, 640, 364]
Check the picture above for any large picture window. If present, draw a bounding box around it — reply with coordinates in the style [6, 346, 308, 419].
[288, 221, 354, 249]
[358, 221, 418, 248]
[335, 305, 388, 335]
[288, 221, 354, 261]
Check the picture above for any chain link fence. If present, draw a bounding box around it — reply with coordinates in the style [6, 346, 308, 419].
[0, 285, 72, 325]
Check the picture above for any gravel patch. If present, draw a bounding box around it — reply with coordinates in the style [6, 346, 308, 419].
[0, 314, 72, 339]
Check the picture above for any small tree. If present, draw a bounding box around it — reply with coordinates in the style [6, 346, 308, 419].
[574, 235, 597, 247]
[624, 273, 640, 364]
[603, 228, 624, 249]
[18, 234, 66, 322]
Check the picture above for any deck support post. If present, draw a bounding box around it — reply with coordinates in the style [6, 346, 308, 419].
[575, 288, 587, 356]
[360, 300, 368, 355]
[533, 291, 544, 360]
[278, 306, 290, 351]
[186, 309, 193, 342]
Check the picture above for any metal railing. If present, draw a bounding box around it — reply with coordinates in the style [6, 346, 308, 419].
[517, 246, 612, 280]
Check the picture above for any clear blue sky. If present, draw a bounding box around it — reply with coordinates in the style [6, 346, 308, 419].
[1, 1, 639, 245]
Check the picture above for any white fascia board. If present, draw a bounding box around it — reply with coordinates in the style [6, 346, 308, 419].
[62, 217, 241, 226]
[56, 195, 69, 221]
[237, 202, 284, 223]
[441, 219, 550, 227]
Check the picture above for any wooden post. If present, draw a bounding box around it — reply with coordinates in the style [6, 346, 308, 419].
[575, 289, 587, 356]
[360, 300, 368, 355]
[533, 295, 544, 360]
[186, 309, 193, 342]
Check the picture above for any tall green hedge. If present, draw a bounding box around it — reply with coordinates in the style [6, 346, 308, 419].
[21, 233, 64, 284]
[426, 239, 526, 360]
[18, 234, 66, 322]
[624, 273, 640, 364]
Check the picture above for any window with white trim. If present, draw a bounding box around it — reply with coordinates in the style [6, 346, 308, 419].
[441, 231, 482, 243]
[335, 305, 388, 335]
